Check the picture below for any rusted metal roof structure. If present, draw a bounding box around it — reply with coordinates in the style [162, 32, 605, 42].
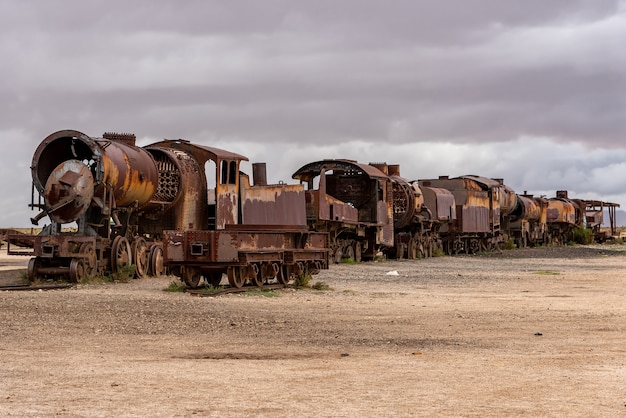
[293, 159, 389, 182]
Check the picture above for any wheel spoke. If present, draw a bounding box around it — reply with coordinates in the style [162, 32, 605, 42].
[132, 238, 148, 278]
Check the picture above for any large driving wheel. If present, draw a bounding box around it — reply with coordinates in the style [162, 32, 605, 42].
[111, 236, 132, 272]
[131, 237, 149, 278]
[149, 245, 164, 277]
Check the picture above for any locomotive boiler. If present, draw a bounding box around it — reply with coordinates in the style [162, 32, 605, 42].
[510, 193, 549, 248]
[374, 163, 455, 259]
[8, 130, 163, 281]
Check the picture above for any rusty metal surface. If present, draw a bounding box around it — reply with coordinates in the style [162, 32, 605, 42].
[294, 159, 392, 227]
[252, 163, 268, 186]
[143, 146, 207, 231]
[512, 195, 543, 222]
[32, 130, 102, 195]
[293, 159, 389, 183]
[420, 186, 456, 221]
[390, 177, 422, 229]
[100, 139, 158, 208]
[547, 199, 578, 225]
[419, 177, 494, 233]
[163, 229, 329, 267]
[304, 171, 358, 223]
[147, 139, 249, 165]
[43, 160, 95, 224]
[240, 175, 307, 226]
[146, 139, 249, 230]
[8, 235, 97, 258]
[31, 130, 159, 227]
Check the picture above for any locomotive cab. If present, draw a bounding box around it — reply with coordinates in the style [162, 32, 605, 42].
[293, 159, 394, 261]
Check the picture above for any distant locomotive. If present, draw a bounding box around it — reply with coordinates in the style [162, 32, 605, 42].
[292, 160, 395, 262]
[294, 160, 619, 258]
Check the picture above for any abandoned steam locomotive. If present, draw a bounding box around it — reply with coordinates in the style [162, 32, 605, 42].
[292, 160, 619, 260]
[7, 130, 619, 288]
[7, 129, 329, 288]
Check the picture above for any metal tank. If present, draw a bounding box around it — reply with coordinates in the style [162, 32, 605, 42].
[31, 130, 158, 226]
[10, 129, 160, 282]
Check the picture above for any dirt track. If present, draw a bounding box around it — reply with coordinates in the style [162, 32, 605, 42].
[1, 245, 625, 417]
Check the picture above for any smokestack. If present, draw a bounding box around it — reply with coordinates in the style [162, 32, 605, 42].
[103, 132, 136, 147]
[252, 163, 267, 186]
[369, 163, 388, 175]
[388, 164, 400, 177]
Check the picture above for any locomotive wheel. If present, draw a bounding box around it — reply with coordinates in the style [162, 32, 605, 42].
[354, 242, 362, 263]
[205, 272, 223, 287]
[149, 245, 164, 277]
[227, 266, 245, 288]
[278, 265, 291, 285]
[131, 237, 149, 278]
[260, 262, 280, 285]
[111, 236, 132, 272]
[182, 267, 202, 289]
[27, 257, 42, 282]
[343, 245, 355, 262]
[394, 242, 404, 260]
[69, 258, 87, 283]
[79, 243, 97, 278]
[406, 239, 415, 259]
[253, 263, 265, 287]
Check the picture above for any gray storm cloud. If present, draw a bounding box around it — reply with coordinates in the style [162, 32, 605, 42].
[1, 0, 625, 226]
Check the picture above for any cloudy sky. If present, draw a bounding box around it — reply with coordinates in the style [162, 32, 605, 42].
[1, 0, 625, 227]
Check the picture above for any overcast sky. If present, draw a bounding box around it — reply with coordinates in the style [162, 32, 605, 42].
[1, 0, 625, 227]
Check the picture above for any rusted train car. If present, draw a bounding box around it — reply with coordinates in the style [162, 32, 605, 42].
[509, 193, 549, 248]
[292, 160, 458, 260]
[8, 130, 329, 287]
[157, 141, 329, 288]
[381, 164, 455, 259]
[417, 175, 516, 254]
[546, 191, 585, 245]
[292, 160, 394, 262]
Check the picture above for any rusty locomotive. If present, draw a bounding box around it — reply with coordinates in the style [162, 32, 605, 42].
[292, 160, 620, 259]
[8, 131, 619, 287]
[7, 130, 329, 287]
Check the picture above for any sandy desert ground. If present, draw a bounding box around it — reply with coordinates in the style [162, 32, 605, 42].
[0, 245, 625, 417]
